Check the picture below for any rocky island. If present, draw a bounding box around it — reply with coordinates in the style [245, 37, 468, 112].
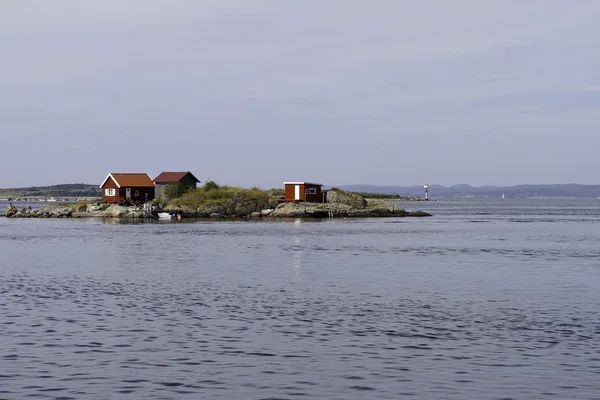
[2, 184, 432, 219]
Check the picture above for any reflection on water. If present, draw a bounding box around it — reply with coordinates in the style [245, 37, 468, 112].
[1, 199, 600, 399]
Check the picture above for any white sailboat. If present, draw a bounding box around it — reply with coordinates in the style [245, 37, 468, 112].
[502, 194, 505, 199]
[45, 186, 57, 202]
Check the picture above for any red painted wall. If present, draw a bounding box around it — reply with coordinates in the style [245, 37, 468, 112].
[284, 184, 323, 202]
[101, 178, 155, 203]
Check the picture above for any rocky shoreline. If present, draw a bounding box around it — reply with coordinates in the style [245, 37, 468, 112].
[2, 193, 432, 220]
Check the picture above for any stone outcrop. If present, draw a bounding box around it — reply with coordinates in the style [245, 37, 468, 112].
[5, 204, 18, 217]
[327, 189, 367, 209]
[269, 198, 410, 218]
[165, 196, 270, 218]
[4, 203, 149, 219]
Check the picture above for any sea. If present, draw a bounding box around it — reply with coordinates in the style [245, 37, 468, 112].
[1, 198, 600, 399]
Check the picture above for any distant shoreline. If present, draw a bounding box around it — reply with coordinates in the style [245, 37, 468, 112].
[3, 181, 600, 200]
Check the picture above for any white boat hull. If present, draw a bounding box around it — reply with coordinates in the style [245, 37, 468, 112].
[157, 212, 173, 220]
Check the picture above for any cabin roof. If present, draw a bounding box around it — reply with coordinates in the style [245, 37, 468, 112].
[153, 171, 200, 184]
[100, 173, 154, 188]
[283, 182, 324, 186]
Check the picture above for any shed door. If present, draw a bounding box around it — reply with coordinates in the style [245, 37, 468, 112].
[125, 188, 131, 200]
[294, 185, 300, 200]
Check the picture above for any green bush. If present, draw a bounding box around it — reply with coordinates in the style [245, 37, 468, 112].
[163, 183, 188, 200]
[203, 180, 220, 191]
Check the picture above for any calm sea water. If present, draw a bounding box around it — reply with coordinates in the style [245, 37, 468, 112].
[1, 199, 600, 399]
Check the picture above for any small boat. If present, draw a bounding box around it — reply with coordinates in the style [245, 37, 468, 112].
[157, 212, 174, 220]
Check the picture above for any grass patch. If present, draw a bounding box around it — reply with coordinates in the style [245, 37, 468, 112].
[269, 188, 285, 196]
[167, 183, 270, 208]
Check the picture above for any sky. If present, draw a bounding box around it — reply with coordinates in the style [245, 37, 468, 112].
[1, 0, 600, 188]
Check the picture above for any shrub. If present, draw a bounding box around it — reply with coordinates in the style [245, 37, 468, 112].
[203, 180, 220, 191]
[164, 183, 187, 200]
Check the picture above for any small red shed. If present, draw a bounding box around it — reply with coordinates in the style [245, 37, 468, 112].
[284, 182, 324, 202]
[100, 173, 155, 204]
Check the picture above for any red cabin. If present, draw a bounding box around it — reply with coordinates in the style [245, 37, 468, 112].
[100, 173, 155, 204]
[283, 182, 324, 202]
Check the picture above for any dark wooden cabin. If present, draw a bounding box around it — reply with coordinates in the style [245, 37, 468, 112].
[153, 171, 200, 200]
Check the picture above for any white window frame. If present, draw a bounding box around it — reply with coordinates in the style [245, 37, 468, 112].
[105, 188, 116, 196]
[308, 187, 317, 194]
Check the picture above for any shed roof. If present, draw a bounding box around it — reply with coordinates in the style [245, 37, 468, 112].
[153, 171, 200, 184]
[100, 173, 154, 188]
[283, 182, 324, 186]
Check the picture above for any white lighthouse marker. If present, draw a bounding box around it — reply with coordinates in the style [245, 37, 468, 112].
[424, 184, 429, 201]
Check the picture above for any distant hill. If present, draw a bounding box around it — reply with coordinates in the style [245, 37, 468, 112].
[330, 184, 600, 199]
[0, 184, 100, 199]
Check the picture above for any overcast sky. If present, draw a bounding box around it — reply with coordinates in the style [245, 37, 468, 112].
[1, 0, 599, 188]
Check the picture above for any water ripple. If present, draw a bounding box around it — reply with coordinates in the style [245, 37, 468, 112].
[1, 201, 600, 398]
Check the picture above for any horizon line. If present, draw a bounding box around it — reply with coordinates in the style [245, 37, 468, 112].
[2, 182, 600, 190]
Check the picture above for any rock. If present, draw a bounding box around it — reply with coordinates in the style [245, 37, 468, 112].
[55, 208, 73, 218]
[233, 200, 264, 216]
[327, 190, 367, 209]
[261, 209, 273, 216]
[209, 213, 222, 218]
[88, 210, 110, 218]
[171, 198, 270, 218]
[250, 212, 262, 218]
[196, 203, 224, 217]
[363, 199, 407, 217]
[407, 210, 432, 217]
[108, 205, 128, 217]
[268, 198, 418, 219]
[271, 202, 310, 218]
[5, 204, 18, 217]
[268, 198, 280, 208]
